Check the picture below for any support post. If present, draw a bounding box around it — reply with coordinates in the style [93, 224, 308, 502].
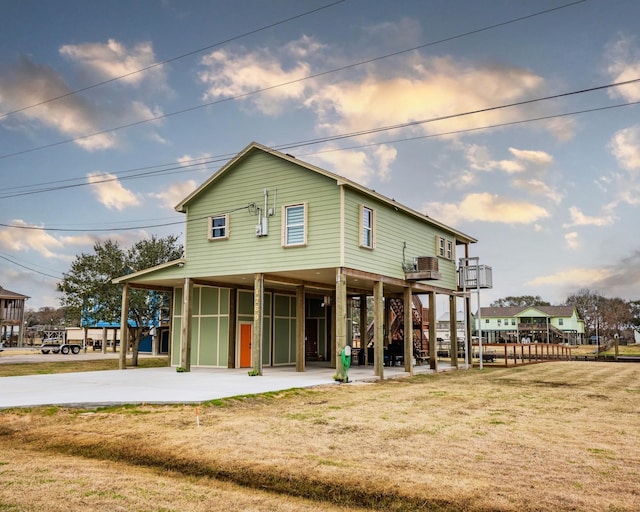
[252, 274, 264, 375]
[119, 284, 130, 370]
[449, 296, 458, 368]
[102, 327, 108, 355]
[335, 269, 347, 376]
[373, 280, 384, 379]
[228, 289, 237, 368]
[428, 291, 437, 371]
[180, 278, 193, 371]
[403, 286, 413, 374]
[296, 285, 305, 372]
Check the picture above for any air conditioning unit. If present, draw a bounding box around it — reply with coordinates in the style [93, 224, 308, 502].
[415, 256, 438, 272]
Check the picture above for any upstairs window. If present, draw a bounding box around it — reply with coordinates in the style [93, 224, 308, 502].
[283, 203, 307, 246]
[360, 205, 375, 249]
[208, 215, 228, 240]
[437, 236, 454, 260]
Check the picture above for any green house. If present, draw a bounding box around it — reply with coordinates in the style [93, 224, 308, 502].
[114, 142, 478, 376]
[477, 306, 585, 344]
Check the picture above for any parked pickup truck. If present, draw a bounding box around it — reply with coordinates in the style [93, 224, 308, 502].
[40, 335, 83, 355]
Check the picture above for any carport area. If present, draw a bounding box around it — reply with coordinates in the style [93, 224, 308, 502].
[0, 359, 450, 409]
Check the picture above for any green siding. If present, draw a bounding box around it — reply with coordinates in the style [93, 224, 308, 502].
[184, 151, 341, 277]
[343, 189, 458, 290]
[199, 317, 218, 366]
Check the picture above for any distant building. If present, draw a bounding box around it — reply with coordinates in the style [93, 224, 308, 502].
[477, 306, 585, 345]
[0, 285, 29, 346]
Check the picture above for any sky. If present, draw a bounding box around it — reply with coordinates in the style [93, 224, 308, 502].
[1, 0, 640, 312]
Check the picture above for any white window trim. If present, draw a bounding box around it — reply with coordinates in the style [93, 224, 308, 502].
[359, 204, 375, 249]
[436, 235, 454, 260]
[208, 214, 229, 241]
[282, 202, 307, 247]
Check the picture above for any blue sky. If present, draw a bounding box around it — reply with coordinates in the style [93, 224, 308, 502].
[1, 0, 640, 310]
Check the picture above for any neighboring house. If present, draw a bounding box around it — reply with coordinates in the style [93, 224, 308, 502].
[113, 142, 479, 376]
[0, 285, 29, 346]
[477, 306, 585, 345]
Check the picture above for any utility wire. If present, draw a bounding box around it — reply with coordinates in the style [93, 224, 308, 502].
[1, 97, 639, 230]
[0, 0, 347, 120]
[0, 204, 254, 232]
[0, 0, 587, 161]
[1, 76, 638, 201]
[0, 253, 63, 280]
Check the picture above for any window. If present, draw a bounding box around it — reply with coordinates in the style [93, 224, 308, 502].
[359, 205, 375, 249]
[436, 236, 454, 260]
[208, 214, 228, 240]
[511, 319, 516, 325]
[559, 318, 564, 326]
[283, 203, 307, 246]
[485, 319, 489, 324]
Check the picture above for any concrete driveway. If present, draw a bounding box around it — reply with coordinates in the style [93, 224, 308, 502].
[0, 349, 441, 409]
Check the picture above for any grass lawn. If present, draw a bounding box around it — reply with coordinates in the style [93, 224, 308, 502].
[0, 362, 638, 511]
[0, 356, 169, 377]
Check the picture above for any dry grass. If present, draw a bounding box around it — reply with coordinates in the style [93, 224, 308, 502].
[0, 357, 169, 377]
[1, 362, 639, 511]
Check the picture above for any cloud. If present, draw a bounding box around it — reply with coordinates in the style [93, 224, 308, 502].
[307, 144, 397, 185]
[177, 153, 213, 174]
[605, 34, 640, 102]
[197, 34, 570, 142]
[564, 231, 580, 250]
[0, 57, 117, 150]
[87, 172, 140, 210]
[563, 206, 615, 227]
[425, 192, 550, 226]
[0, 220, 64, 259]
[609, 124, 640, 173]
[527, 267, 613, 287]
[511, 178, 563, 204]
[464, 145, 552, 175]
[59, 39, 164, 86]
[198, 38, 314, 116]
[150, 180, 198, 209]
[528, 250, 640, 300]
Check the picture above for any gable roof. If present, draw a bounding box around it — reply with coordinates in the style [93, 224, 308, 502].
[0, 286, 30, 300]
[480, 306, 578, 318]
[174, 142, 477, 245]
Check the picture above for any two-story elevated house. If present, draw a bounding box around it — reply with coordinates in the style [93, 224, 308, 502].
[114, 142, 479, 377]
[477, 306, 585, 345]
[0, 285, 29, 346]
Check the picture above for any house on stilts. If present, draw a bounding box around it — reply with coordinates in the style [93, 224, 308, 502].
[113, 142, 480, 378]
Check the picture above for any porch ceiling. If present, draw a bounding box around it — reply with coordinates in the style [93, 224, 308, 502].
[127, 267, 452, 297]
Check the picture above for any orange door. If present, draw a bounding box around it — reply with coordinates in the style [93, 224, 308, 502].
[239, 323, 252, 368]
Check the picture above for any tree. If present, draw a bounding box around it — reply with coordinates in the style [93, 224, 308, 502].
[490, 295, 551, 308]
[565, 288, 601, 342]
[57, 235, 183, 365]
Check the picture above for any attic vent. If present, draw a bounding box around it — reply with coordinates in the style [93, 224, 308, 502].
[416, 256, 438, 272]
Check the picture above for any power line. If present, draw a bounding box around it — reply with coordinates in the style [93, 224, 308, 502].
[0, 0, 347, 121]
[0, 0, 588, 161]
[1, 96, 639, 231]
[2, 75, 637, 201]
[0, 253, 63, 280]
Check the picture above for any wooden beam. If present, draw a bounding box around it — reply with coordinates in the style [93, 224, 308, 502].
[253, 274, 264, 375]
[228, 288, 237, 369]
[428, 291, 437, 371]
[449, 296, 458, 368]
[373, 280, 384, 379]
[335, 269, 347, 376]
[296, 285, 305, 372]
[118, 284, 130, 370]
[180, 277, 193, 371]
